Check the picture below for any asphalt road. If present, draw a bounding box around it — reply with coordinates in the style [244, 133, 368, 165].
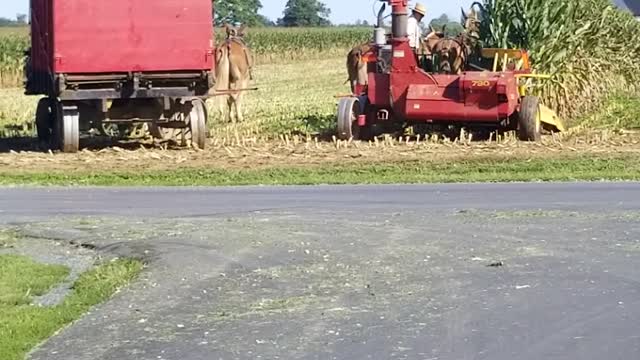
[1, 183, 639, 360]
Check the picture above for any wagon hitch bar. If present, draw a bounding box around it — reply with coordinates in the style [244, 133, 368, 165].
[209, 87, 259, 96]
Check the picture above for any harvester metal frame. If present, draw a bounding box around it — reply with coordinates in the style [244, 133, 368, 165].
[336, 0, 565, 141]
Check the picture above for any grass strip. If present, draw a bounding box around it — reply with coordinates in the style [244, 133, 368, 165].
[0, 154, 638, 186]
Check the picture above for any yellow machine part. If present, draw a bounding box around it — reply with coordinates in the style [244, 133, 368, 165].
[538, 103, 566, 133]
[478, 48, 566, 134]
[515, 74, 566, 133]
[481, 48, 527, 59]
[481, 48, 531, 72]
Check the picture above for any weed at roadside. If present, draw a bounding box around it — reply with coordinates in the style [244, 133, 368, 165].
[0, 255, 143, 360]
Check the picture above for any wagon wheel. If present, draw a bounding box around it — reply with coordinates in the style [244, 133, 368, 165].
[517, 96, 542, 142]
[128, 123, 149, 139]
[150, 99, 207, 149]
[52, 102, 80, 153]
[35, 98, 54, 144]
[99, 123, 131, 139]
[337, 97, 369, 141]
[99, 123, 148, 139]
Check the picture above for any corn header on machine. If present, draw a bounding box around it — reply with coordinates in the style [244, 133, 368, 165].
[337, 0, 565, 141]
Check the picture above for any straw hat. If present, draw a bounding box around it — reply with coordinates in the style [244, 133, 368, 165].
[412, 3, 427, 16]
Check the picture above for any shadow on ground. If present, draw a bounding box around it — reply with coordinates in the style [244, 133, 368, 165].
[0, 136, 164, 154]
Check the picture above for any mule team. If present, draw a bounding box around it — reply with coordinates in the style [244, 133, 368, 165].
[213, 4, 483, 122]
[346, 3, 484, 93]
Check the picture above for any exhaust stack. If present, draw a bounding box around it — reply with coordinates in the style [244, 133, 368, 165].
[373, 3, 387, 46]
[377, 3, 386, 27]
[378, 0, 409, 39]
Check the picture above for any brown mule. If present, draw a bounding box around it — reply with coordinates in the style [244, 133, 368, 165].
[345, 27, 444, 93]
[431, 4, 483, 74]
[345, 42, 373, 94]
[420, 25, 446, 57]
[461, 4, 482, 40]
[210, 24, 254, 123]
[432, 37, 468, 74]
[459, 4, 484, 63]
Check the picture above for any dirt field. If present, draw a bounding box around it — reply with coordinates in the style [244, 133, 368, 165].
[1, 57, 639, 179]
[0, 130, 638, 174]
[0, 58, 346, 140]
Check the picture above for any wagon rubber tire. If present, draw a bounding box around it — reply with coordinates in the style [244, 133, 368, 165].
[190, 98, 207, 150]
[517, 96, 542, 142]
[35, 98, 53, 144]
[337, 97, 369, 141]
[53, 102, 80, 153]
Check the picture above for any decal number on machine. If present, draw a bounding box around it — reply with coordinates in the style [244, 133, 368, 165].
[471, 80, 491, 87]
[393, 50, 405, 58]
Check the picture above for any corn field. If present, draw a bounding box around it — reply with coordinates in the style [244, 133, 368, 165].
[479, 0, 640, 122]
[4, 1, 639, 123]
[215, 27, 370, 63]
[0, 31, 28, 88]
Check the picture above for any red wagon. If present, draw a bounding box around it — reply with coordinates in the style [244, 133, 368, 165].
[25, 0, 216, 152]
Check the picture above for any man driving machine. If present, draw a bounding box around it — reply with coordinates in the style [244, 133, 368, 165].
[407, 3, 427, 52]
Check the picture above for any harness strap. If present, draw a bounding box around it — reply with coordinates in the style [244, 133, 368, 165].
[454, 36, 469, 65]
[224, 36, 254, 80]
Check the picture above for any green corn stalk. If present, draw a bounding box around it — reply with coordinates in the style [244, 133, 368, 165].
[0, 31, 28, 87]
[479, 0, 640, 122]
[214, 27, 370, 63]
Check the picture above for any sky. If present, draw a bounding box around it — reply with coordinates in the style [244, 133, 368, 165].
[261, 0, 475, 24]
[1, 1, 29, 20]
[1, 0, 475, 24]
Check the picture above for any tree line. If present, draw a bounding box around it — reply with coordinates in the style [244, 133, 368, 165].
[216, 0, 465, 37]
[215, 0, 331, 27]
[2, 0, 464, 34]
[0, 14, 26, 27]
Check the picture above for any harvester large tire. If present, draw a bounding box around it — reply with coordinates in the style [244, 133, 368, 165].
[35, 98, 53, 144]
[53, 102, 80, 153]
[337, 97, 369, 140]
[517, 96, 542, 142]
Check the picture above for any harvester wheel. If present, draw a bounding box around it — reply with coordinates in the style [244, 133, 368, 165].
[53, 102, 80, 153]
[35, 98, 53, 144]
[517, 96, 542, 142]
[337, 97, 368, 140]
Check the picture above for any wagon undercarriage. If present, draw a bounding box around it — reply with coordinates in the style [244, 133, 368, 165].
[30, 72, 211, 152]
